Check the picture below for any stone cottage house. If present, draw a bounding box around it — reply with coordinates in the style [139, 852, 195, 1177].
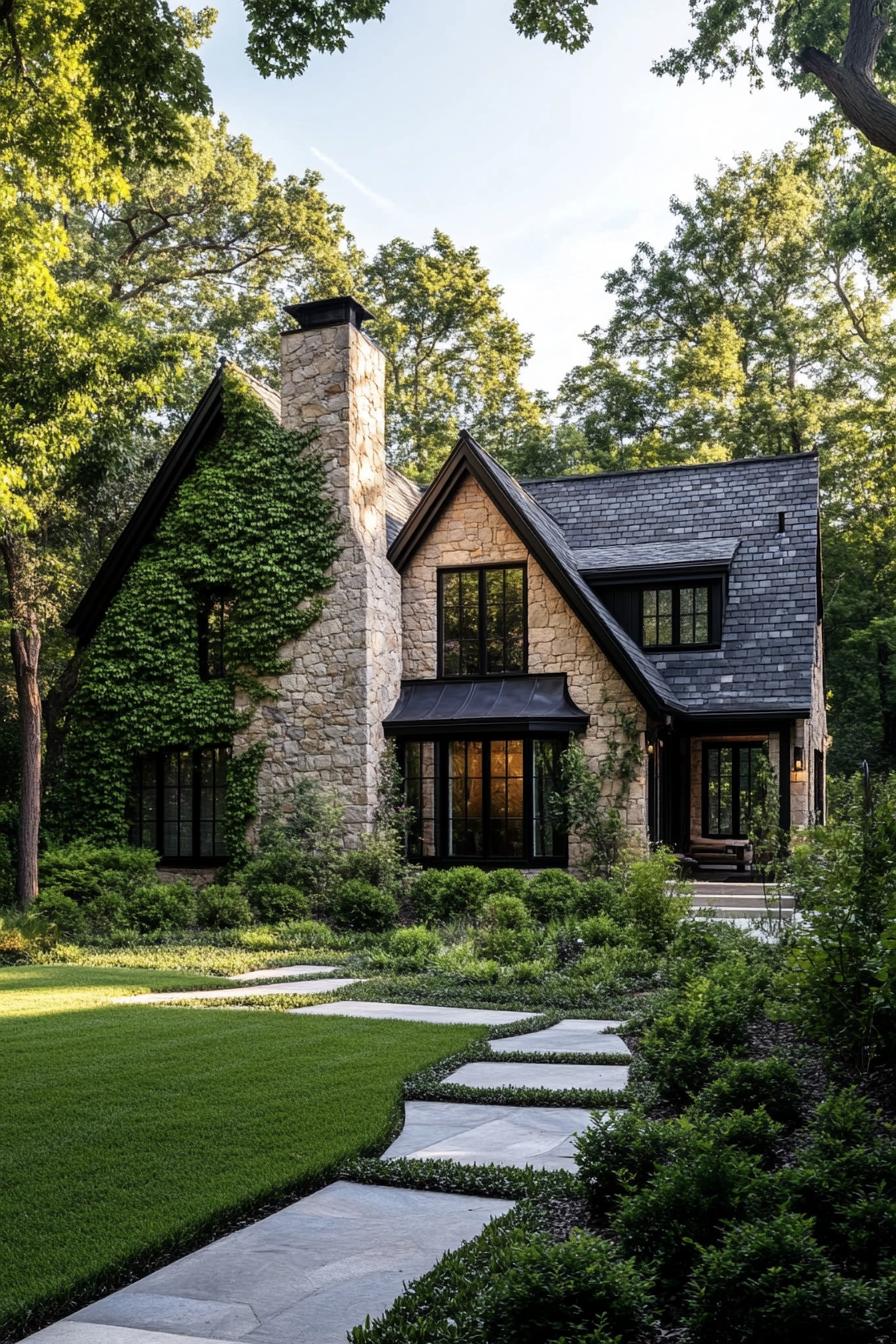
[69, 297, 826, 873]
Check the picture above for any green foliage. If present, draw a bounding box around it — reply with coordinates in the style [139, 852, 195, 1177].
[578, 914, 625, 947]
[124, 882, 196, 934]
[693, 1056, 803, 1130]
[523, 869, 580, 922]
[485, 868, 527, 899]
[477, 1231, 655, 1344]
[684, 1213, 881, 1344]
[0, 909, 58, 964]
[554, 729, 642, 876]
[33, 890, 85, 939]
[196, 884, 253, 930]
[57, 371, 339, 850]
[388, 925, 441, 970]
[783, 773, 896, 1069]
[40, 842, 158, 903]
[245, 882, 311, 924]
[408, 870, 449, 924]
[331, 879, 398, 933]
[439, 867, 491, 922]
[614, 848, 690, 951]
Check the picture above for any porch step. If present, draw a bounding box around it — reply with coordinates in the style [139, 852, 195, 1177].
[691, 892, 793, 908]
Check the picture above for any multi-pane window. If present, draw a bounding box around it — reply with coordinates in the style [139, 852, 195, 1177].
[704, 742, 767, 838]
[198, 592, 231, 680]
[129, 746, 228, 861]
[402, 734, 564, 864]
[642, 584, 711, 648]
[440, 566, 525, 676]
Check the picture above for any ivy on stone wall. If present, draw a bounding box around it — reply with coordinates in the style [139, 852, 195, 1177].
[53, 369, 340, 859]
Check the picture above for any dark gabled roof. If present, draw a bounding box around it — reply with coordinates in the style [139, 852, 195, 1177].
[573, 538, 740, 578]
[525, 454, 819, 717]
[388, 431, 683, 717]
[68, 366, 228, 642]
[383, 674, 588, 735]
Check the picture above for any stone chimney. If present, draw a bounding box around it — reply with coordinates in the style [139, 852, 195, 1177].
[242, 296, 402, 837]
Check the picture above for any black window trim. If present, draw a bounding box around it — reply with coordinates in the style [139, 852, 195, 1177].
[197, 590, 232, 681]
[437, 562, 528, 678]
[639, 580, 720, 651]
[701, 738, 768, 840]
[398, 730, 568, 869]
[129, 744, 230, 866]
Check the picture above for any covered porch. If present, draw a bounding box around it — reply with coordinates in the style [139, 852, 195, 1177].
[646, 716, 823, 876]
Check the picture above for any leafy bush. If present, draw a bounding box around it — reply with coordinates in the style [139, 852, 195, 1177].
[578, 914, 625, 947]
[478, 1230, 655, 1343]
[246, 882, 310, 924]
[482, 893, 532, 930]
[239, 847, 316, 908]
[569, 876, 616, 917]
[0, 910, 57, 963]
[40, 842, 157, 905]
[524, 869, 580, 923]
[33, 889, 85, 938]
[339, 836, 403, 896]
[439, 866, 490, 920]
[277, 918, 336, 947]
[694, 1056, 802, 1130]
[475, 893, 539, 963]
[82, 890, 129, 936]
[486, 869, 527, 899]
[388, 925, 440, 969]
[685, 1213, 880, 1343]
[576, 1106, 676, 1219]
[638, 956, 768, 1104]
[124, 881, 196, 933]
[408, 869, 449, 924]
[783, 774, 896, 1069]
[615, 848, 690, 950]
[332, 879, 398, 932]
[196, 883, 252, 929]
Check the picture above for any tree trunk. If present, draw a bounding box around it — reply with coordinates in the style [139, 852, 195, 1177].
[798, 1, 896, 157]
[11, 623, 41, 907]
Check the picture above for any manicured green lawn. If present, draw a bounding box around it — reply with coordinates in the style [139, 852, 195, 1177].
[0, 964, 480, 1338]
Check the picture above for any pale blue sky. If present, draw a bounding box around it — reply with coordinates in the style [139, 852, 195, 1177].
[201, 0, 821, 392]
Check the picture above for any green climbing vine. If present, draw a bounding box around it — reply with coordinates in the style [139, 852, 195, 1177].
[53, 369, 340, 860]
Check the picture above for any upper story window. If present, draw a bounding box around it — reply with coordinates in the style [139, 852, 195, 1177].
[642, 584, 711, 648]
[439, 565, 526, 677]
[198, 592, 231, 680]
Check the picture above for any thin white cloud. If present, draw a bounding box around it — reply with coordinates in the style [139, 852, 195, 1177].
[310, 145, 403, 217]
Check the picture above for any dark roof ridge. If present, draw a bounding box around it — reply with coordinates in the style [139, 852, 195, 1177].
[521, 450, 817, 486]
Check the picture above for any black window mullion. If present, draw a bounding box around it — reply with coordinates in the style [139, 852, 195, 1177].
[523, 737, 533, 862]
[478, 570, 487, 675]
[482, 736, 492, 859]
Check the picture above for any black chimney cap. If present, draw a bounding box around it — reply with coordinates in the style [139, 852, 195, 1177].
[283, 295, 374, 331]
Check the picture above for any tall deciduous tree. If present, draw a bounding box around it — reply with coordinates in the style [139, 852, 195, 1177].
[558, 138, 896, 773]
[362, 231, 548, 479]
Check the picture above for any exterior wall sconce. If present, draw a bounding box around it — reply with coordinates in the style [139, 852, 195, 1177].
[646, 737, 655, 757]
[792, 744, 805, 774]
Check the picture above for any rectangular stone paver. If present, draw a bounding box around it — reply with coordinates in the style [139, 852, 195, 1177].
[490, 1017, 629, 1056]
[230, 964, 337, 982]
[290, 1000, 536, 1026]
[114, 978, 358, 1005]
[442, 1061, 629, 1092]
[384, 1100, 596, 1171]
[26, 1183, 514, 1344]
[25, 1326, 227, 1343]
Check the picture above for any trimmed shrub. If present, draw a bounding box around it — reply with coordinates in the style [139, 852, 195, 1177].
[246, 882, 310, 924]
[486, 869, 528, 899]
[578, 914, 625, 947]
[408, 869, 449, 924]
[576, 1107, 674, 1219]
[438, 866, 489, 920]
[476, 893, 539, 964]
[389, 925, 440, 969]
[196, 883, 252, 929]
[83, 890, 129, 936]
[332, 879, 398, 932]
[33, 889, 85, 938]
[478, 1230, 655, 1343]
[685, 1213, 880, 1344]
[524, 869, 580, 923]
[40, 842, 157, 904]
[278, 918, 336, 947]
[339, 837, 402, 894]
[569, 876, 615, 917]
[482, 893, 532, 930]
[124, 881, 196, 933]
[694, 1056, 802, 1130]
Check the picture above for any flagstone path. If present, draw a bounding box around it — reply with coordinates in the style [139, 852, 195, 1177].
[27, 993, 632, 1343]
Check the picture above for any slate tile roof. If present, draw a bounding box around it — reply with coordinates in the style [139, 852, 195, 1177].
[524, 455, 820, 715]
[572, 538, 741, 575]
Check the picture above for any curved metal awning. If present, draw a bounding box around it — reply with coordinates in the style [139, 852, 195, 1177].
[383, 674, 588, 736]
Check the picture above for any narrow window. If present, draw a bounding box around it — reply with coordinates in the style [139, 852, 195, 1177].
[489, 739, 525, 857]
[404, 740, 438, 859]
[704, 742, 768, 838]
[439, 566, 526, 676]
[448, 739, 484, 857]
[533, 739, 561, 858]
[679, 586, 710, 645]
[198, 593, 231, 680]
[642, 588, 673, 646]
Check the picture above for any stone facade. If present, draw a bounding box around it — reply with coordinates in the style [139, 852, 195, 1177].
[233, 319, 402, 837]
[401, 475, 649, 863]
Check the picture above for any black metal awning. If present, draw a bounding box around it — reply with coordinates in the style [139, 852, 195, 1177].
[383, 675, 588, 737]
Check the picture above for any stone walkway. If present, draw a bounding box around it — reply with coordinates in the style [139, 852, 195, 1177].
[230, 964, 338, 982]
[27, 993, 631, 1343]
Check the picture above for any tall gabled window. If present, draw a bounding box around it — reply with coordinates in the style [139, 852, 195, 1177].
[439, 565, 526, 676]
[641, 584, 712, 649]
[198, 592, 231, 680]
[128, 746, 229, 862]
